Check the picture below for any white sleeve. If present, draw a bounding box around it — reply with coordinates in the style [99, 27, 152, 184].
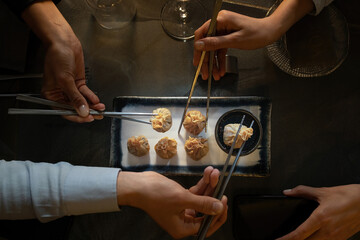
[311, 0, 334, 15]
[0, 160, 121, 222]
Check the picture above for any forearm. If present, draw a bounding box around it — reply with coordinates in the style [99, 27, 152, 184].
[21, 0, 77, 48]
[267, 0, 315, 40]
[0, 160, 121, 222]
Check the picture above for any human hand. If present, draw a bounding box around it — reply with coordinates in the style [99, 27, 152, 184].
[21, 0, 105, 123]
[187, 166, 228, 237]
[277, 184, 360, 240]
[42, 36, 105, 123]
[189, 166, 220, 196]
[193, 10, 278, 80]
[193, 0, 315, 80]
[116, 167, 227, 239]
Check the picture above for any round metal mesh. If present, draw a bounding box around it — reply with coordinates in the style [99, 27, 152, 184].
[266, 1, 349, 77]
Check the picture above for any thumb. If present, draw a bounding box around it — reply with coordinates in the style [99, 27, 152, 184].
[194, 35, 231, 52]
[185, 194, 224, 215]
[62, 78, 89, 117]
[283, 185, 321, 201]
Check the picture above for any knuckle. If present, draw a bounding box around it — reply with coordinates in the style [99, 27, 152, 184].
[71, 94, 84, 106]
[293, 185, 306, 193]
[218, 10, 227, 19]
[202, 199, 216, 214]
[312, 210, 328, 227]
[217, 10, 229, 23]
[192, 195, 207, 213]
[207, 38, 218, 49]
[71, 39, 83, 55]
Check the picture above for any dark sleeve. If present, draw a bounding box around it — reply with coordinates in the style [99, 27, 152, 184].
[2, 0, 61, 16]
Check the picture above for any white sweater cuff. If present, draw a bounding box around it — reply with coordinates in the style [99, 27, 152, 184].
[63, 165, 121, 217]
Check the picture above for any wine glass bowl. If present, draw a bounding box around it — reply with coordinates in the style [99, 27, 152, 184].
[160, 0, 207, 40]
[86, 0, 136, 29]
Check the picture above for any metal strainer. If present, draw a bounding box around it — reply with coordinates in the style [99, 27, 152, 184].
[266, 1, 349, 77]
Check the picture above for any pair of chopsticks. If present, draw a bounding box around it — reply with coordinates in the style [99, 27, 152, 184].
[8, 94, 156, 125]
[178, 0, 223, 134]
[196, 115, 255, 239]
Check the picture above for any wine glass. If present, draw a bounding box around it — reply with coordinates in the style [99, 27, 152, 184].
[160, 0, 207, 41]
[85, 0, 136, 30]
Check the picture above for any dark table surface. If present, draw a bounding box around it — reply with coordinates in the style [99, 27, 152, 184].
[1, 0, 360, 239]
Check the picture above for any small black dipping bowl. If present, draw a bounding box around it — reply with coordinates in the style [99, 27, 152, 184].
[215, 109, 262, 156]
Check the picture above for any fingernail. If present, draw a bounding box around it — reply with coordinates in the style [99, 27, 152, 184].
[194, 41, 205, 50]
[212, 202, 223, 214]
[78, 104, 89, 117]
[283, 189, 292, 193]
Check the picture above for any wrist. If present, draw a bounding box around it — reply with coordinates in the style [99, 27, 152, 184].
[260, 16, 284, 45]
[116, 171, 144, 208]
[266, 0, 315, 39]
[21, 0, 78, 48]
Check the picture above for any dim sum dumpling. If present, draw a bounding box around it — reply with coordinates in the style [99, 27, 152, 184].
[150, 108, 172, 133]
[155, 137, 177, 159]
[223, 124, 253, 148]
[184, 137, 209, 161]
[183, 110, 206, 135]
[127, 135, 150, 157]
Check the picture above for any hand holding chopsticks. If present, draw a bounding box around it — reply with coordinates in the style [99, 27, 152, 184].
[178, 0, 223, 134]
[8, 94, 156, 125]
[196, 115, 254, 239]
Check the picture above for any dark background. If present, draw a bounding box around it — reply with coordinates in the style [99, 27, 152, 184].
[1, 0, 360, 239]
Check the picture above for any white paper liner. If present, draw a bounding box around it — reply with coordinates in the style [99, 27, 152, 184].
[120, 105, 261, 168]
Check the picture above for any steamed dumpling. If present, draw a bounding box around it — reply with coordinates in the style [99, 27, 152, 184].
[151, 108, 172, 133]
[223, 124, 253, 148]
[127, 135, 150, 157]
[183, 110, 206, 135]
[155, 137, 177, 159]
[184, 137, 209, 161]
